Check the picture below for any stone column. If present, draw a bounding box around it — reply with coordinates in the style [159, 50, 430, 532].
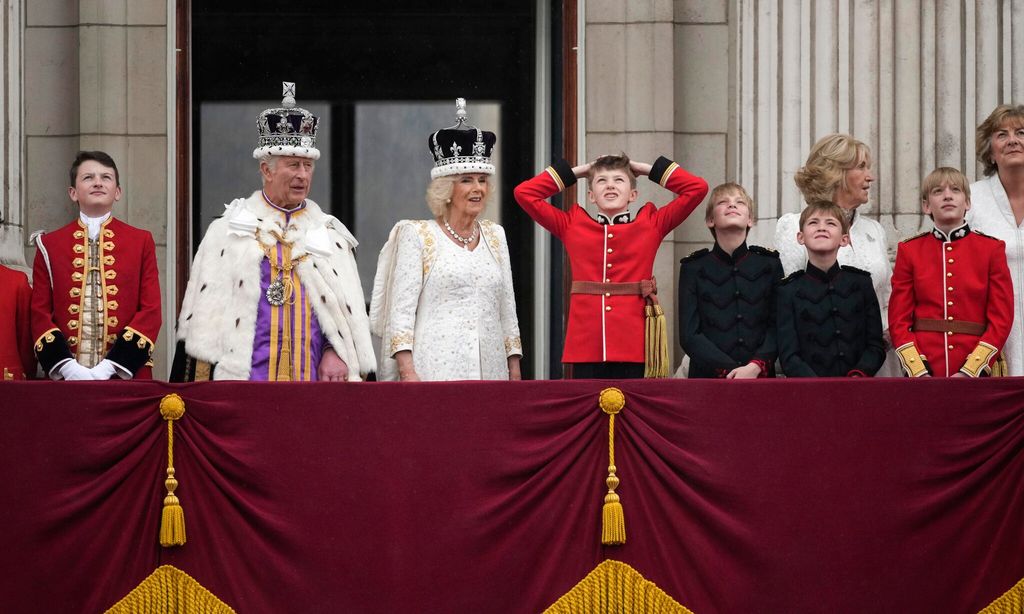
[585, 0, 683, 366]
[0, 0, 26, 271]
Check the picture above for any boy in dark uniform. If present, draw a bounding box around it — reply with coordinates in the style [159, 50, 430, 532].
[888, 167, 1013, 377]
[776, 203, 885, 377]
[678, 182, 783, 378]
[514, 154, 708, 379]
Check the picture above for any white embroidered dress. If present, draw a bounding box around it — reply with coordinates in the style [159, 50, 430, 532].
[375, 220, 522, 381]
[968, 174, 1024, 375]
[774, 208, 900, 376]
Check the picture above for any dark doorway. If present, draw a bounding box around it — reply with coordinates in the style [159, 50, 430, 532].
[190, 1, 544, 377]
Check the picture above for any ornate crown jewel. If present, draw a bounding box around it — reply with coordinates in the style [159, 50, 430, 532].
[427, 98, 496, 179]
[253, 81, 321, 160]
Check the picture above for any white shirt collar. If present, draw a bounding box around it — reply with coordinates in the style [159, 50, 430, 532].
[79, 211, 111, 240]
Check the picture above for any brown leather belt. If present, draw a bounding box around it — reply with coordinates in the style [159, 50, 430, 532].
[572, 278, 657, 296]
[572, 277, 660, 305]
[913, 318, 986, 336]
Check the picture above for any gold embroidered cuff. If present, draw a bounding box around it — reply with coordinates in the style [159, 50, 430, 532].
[504, 336, 523, 356]
[34, 328, 59, 352]
[389, 331, 414, 356]
[896, 342, 929, 377]
[960, 342, 998, 378]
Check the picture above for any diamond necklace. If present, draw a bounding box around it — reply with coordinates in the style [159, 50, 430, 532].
[443, 218, 478, 248]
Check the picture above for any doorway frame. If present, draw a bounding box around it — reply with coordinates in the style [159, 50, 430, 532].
[172, 1, 580, 378]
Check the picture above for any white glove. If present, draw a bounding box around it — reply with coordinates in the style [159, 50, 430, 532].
[89, 359, 118, 380]
[58, 360, 96, 381]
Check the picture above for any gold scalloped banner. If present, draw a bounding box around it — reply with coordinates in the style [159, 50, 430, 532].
[104, 565, 235, 613]
[543, 559, 693, 613]
[978, 575, 1023, 613]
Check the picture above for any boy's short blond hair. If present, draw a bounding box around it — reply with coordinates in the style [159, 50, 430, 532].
[587, 154, 636, 189]
[920, 167, 971, 203]
[704, 182, 756, 223]
[798, 202, 850, 235]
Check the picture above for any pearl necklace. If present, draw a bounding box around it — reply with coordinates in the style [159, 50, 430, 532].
[443, 218, 478, 248]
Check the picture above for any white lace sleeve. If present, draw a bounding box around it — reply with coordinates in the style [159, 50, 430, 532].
[383, 223, 424, 358]
[773, 213, 807, 275]
[495, 227, 523, 357]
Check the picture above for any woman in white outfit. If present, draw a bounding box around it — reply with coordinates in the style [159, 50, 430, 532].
[968, 104, 1024, 375]
[773, 134, 899, 376]
[370, 102, 522, 381]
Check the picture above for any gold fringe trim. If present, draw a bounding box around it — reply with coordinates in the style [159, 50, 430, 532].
[159, 394, 186, 547]
[991, 352, 1009, 377]
[978, 575, 1024, 614]
[599, 388, 626, 546]
[544, 559, 693, 613]
[105, 565, 235, 613]
[644, 305, 669, 378]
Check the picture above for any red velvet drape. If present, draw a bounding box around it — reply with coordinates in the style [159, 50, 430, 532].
[2, 379, 1022, 613]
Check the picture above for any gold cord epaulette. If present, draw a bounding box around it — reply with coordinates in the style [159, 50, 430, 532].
[900, 231, 930, 243]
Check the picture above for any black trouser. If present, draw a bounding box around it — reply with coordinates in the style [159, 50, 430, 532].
[569, 362, 645, 379]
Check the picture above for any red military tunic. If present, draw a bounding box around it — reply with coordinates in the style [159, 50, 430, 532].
[514, 157, 708, 363]
[31, 217, 161, 378]
[889, 224, 1013, 377]
[0, 264, 35, 379]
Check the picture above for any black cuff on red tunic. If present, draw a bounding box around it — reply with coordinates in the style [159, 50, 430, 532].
[105, 328, 154, 376]
[649, 156, 676, 186]
[549, 158, 577, 190]
[34, 329, 74, 375]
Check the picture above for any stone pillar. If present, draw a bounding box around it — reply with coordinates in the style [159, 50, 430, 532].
[0, 0, 26, 271]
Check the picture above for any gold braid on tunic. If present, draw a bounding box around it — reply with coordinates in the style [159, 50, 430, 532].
[255, 228, 310, 381]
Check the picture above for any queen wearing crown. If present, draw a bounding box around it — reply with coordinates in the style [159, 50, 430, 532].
[369, 99, 522, 381]
[171, 83, 375, 382]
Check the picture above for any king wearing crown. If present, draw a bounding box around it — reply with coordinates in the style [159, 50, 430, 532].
[171, 82, 375, 382]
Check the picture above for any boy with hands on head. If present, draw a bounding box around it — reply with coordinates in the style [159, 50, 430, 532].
[514, 153, 708, 379]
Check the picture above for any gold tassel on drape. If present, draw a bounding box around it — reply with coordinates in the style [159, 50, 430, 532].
[979, 575, 1024, 613]
[599, 387, 626, 546]
[543, 559, 692, 613]
[159, 394, 186, 547]
[105, 565, 235, 613]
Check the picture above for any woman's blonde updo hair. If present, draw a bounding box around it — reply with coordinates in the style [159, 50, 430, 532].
[424, 174, 493, 218]
[794, 133, 871, 207]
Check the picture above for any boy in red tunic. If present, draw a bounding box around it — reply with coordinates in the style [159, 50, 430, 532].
[889, 167, 1013, 377]
[0, 264, 35, 379]
[514, 155, 708, 378]
[31, 151, 161, 380]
